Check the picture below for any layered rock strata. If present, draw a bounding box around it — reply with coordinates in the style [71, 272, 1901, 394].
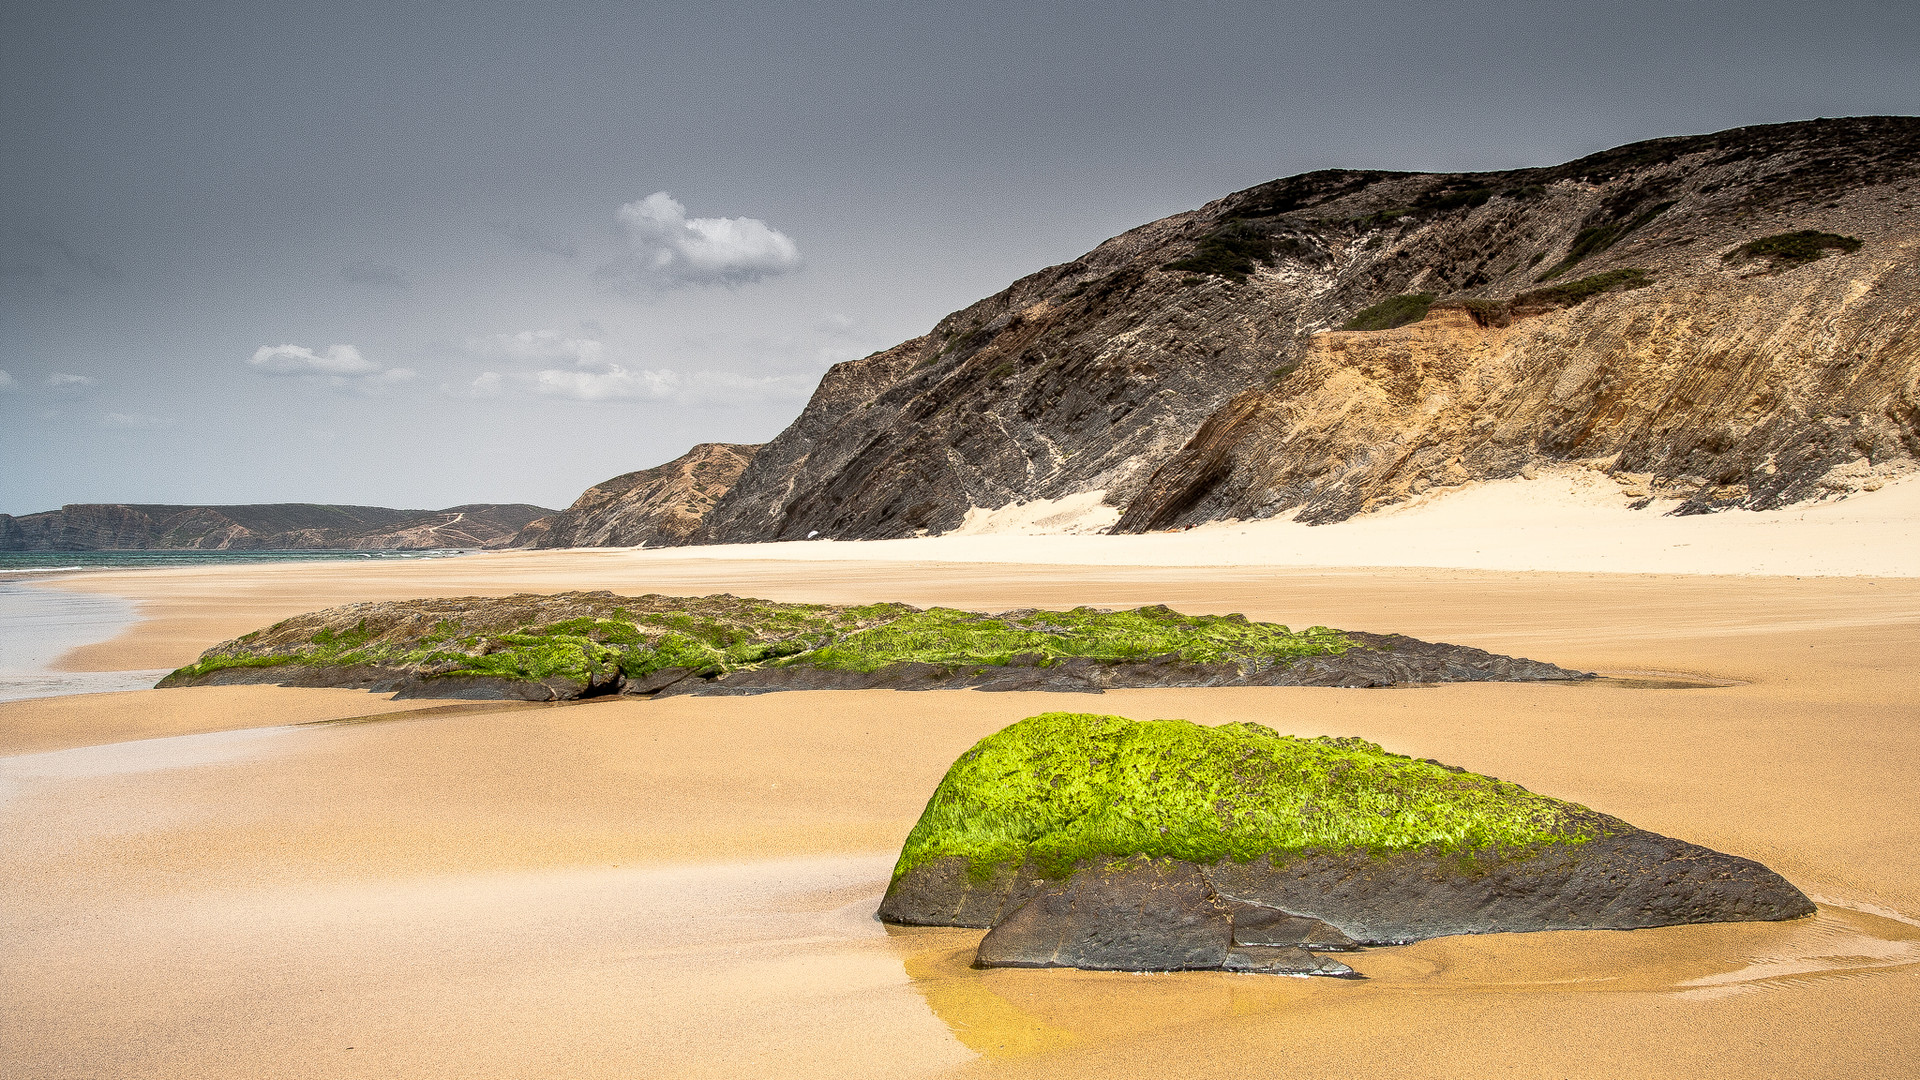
[678, 116, 1919, 541]
[511, 443, 758, 549]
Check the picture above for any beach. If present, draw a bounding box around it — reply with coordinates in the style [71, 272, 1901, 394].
[4, 508, 1919, 1077]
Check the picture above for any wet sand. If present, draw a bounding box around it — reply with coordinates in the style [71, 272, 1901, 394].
[4, 556, 1918, 1077]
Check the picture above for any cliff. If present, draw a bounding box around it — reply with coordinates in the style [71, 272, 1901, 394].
[684, 116, 1918, 541]
[511, 443, 758, 549]
[0, 502, 554, 551]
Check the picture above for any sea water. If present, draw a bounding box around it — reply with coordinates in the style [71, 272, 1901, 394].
[0, 549, 470, 702]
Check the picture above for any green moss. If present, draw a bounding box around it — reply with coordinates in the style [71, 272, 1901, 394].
[1340, 293, 1435, 331]
[892, 713, 1594, 882]
[1724, 230, 1863, 268]
[167, 597, 1354, 690]
[796, 605, 1350, 674]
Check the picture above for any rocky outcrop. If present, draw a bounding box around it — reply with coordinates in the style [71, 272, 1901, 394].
[0, 502, 554, 551]
[876, 713, 1814, 974]
[683, 116, 1919, 541]
[155, 593, 1590, 701]
[511, 443, 758, 549]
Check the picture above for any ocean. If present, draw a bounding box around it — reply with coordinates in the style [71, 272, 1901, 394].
[0, 549, 470, 703]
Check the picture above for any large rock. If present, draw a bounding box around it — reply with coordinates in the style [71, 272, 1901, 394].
[156, 595, 1592, 699]
[878, 713, 1814, 974]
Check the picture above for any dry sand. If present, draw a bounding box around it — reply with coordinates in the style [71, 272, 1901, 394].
[4, 548, 1919, 1078]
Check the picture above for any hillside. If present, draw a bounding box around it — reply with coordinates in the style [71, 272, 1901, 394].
[511, 443, 758, 549]
[0, 502, 554, 551]
[665, 116, 1920, 541]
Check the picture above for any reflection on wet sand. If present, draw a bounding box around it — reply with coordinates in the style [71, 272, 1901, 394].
[886, 903, 1920, 1062]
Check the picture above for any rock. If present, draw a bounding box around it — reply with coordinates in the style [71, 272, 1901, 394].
[973, 858, 1365, 976]
[509, 443, 758, 549]
[879, 713, 1815, 975]
[975, 859, 1232, 972]
[668, 117, 1920, 544]
[157, 594, 1593, 699]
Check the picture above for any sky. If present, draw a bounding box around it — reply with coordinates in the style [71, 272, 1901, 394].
[2, 0, 1915, 515]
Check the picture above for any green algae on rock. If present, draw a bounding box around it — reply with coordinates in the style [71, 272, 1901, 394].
[157, 592, 1590, 700]
[889, 712, 1585, 883]
[878, 713, 1816, 971]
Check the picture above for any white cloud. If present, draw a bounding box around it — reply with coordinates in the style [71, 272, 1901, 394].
[534, 365, 682, 401]
[599, 192, 801, 292]
[0, 369, 15, 390]
[249, 344, 379, 376]
[47, 372, 99, 389]
[468, 371, 506, 397]
[246, 343, 412, 394]
[468, 330, 609, 367]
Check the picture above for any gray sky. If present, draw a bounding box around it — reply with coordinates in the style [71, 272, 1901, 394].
[3, 0, 1915, 514]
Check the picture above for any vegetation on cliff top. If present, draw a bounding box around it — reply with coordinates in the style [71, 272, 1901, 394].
[1340, 293, 1435, 331]
[892, 712, 1595, 881]
[164, 594, 1354, 688]
[1724, 230, 1863, 269]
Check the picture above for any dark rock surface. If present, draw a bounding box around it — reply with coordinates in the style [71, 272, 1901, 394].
[647, 632, 1587, 698]
[883, 830, 1815, 975]
[971, 858, 1359, 976]
[675, 117, 1920, 543]
[510, 443, 758, 549]
[0, 502, 554, 551]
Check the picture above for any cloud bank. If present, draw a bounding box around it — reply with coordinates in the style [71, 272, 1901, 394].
[599, 192, 801, 292]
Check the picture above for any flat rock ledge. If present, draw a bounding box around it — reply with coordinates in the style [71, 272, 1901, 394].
[878, 832, 1815, 976]
[158, 630, 1590, 701]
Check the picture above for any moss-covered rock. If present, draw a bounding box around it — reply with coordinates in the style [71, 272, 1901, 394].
[156, 593, 1589, 699]
[879, 713, 1815, 972]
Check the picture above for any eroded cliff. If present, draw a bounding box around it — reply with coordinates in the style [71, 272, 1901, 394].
[512, 443, 758, 549]
[688, 116, 1919, 540]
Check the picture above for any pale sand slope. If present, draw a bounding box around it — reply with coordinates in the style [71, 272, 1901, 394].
[603, 467, 1920, 577]
[3, 560, 1918, 1078]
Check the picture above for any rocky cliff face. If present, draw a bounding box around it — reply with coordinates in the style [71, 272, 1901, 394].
[691, 116, 1919, 541]
[0, 502, 554, 551]
[512, 443, 758, 549]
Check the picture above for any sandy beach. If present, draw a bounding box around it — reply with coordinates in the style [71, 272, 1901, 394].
[4, 525, 1919, 1077]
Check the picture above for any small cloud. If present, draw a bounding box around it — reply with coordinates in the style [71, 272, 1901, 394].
[47, 372, 99, 389]
[246, 343, 410, 394]
[340, 260, 410, 290]
[468, 371, 506, 397]
[598, 192, 801, 293]
[249, 344, 378, 376]
[492, 222, 578, 260]
[533, 365, 681, 402]
[0, 369, 15, 390]
[101, 412, 173, 429]
[814, 312, 858, 334]
[467, 329, 608, 367]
